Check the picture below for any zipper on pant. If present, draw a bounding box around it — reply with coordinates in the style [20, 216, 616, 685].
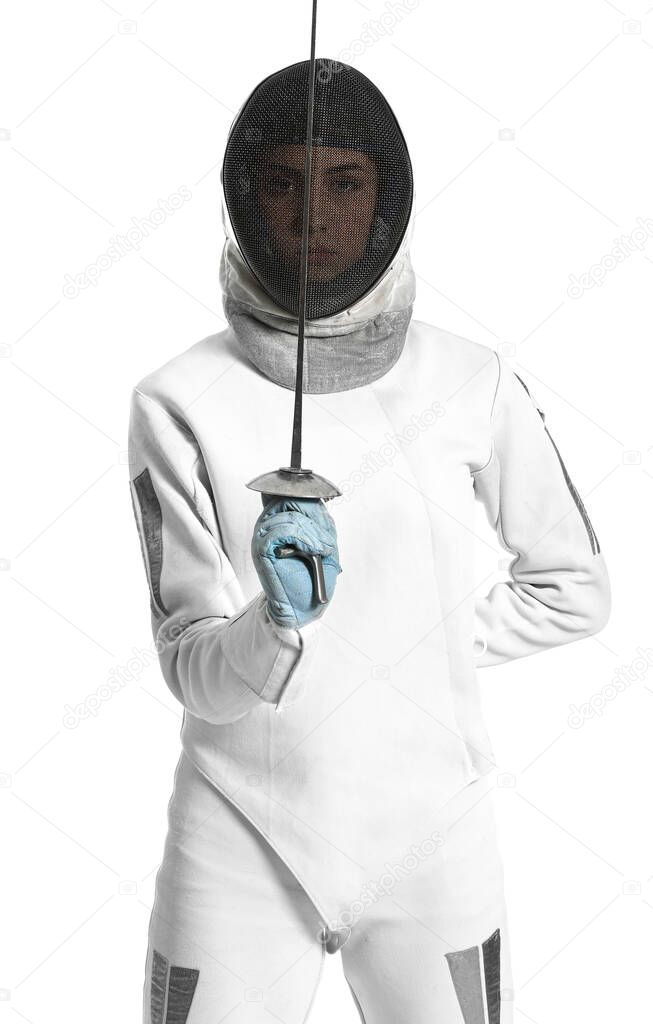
[513, 373, 600, 556]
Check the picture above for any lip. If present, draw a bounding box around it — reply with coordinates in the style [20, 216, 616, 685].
[307, 247, 337, 258]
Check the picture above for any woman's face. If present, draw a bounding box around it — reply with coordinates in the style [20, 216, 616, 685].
[257, 144, 379, 282]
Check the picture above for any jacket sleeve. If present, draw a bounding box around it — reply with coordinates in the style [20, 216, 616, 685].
[127, 386, 320, 723]
[471, 353, 611, 668]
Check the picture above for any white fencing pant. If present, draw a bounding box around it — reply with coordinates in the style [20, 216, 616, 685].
[143, 752, 513, 1024]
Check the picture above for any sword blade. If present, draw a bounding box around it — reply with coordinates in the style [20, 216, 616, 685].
[290, 0, 318, 471]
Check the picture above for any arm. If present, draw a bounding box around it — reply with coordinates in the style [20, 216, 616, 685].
[472, 353, 611, 667]
[127, 387, 320, 722]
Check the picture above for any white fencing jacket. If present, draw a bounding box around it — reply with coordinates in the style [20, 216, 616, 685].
[128, 210, 611, 946]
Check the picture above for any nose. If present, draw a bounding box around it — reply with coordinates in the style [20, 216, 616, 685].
[290, 176, 331, 236]
[307, 186, 330, 234]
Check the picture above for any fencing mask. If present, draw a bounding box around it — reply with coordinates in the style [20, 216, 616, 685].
[222, 58, 413, 322]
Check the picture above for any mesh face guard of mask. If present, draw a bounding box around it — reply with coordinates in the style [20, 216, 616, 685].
[221, 58, 413, 322]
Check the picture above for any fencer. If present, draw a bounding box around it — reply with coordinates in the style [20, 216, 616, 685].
[128, 58, 611, 1024]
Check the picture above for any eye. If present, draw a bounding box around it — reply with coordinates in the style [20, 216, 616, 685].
[333, 178, 363, 194]
[264, 176, 296, 195]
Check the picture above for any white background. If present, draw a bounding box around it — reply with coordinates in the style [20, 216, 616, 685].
[2, 0, 651, 1021]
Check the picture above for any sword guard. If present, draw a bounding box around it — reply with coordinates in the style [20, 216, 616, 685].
[246, 466, 341, 500]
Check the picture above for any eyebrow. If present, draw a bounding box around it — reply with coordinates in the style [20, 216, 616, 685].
[326, 163, 366, 174]
[265, 161, 367, 175]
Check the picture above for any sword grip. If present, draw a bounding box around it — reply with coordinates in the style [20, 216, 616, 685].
[274, 546, 328, 605]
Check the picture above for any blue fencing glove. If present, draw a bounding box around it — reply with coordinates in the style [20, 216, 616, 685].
[251, 495, 342, 629]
